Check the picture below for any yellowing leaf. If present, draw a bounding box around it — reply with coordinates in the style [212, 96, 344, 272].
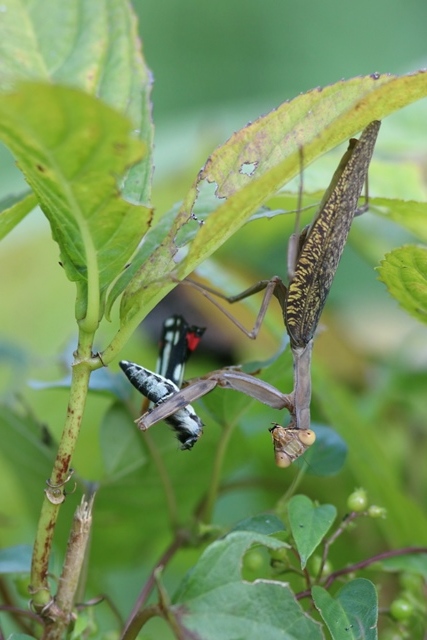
[117, 72, 427, 339]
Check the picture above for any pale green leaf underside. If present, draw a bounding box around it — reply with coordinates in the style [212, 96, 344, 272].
[372, 197, 427, 243]
[119, 72, 427, 334]
[0, 545, 32, 574]
[0, 0, 153, 204]
[172, 531, 323, 640]
[375, 552, 427, 578]
[312, 579, 378, 640]
[288, 495, 336, 568]
[0, 83, 150, 322]
[0, 192, 37, 240]
[264, 194, 427, 244]
[0, 406, 56, 523]
[100, 403, 147, 480]
[299, 424, 348, 477]
[378, 245, 427, 325]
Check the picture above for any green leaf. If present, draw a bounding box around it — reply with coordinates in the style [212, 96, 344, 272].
[100, 402, 147, 480]
[265, 194, 427, 244]
[105, 206, 177, 321]
[0, 340, 31, 397]
[288, 495, 336, 568]
[312, 579, 378, 640]
[0, 0, 153, 204]
[377, 246, 427, 325]
[231, 514, 286, 536]
[171, 531, 323, 640]
[29, 367, 130, 401]
[118, 71, 427, 336]
[0, 192, 37, 240]
[372, 197, 427, 243]
[375, 552, 427, 579]
[178, 73, 427, 273]
[69, 611, 94, 640]
[0, 82, 151, 325]
[0, 406, 56, 519]
[298, 425, 348, 476]
[0, 545, 32, 574]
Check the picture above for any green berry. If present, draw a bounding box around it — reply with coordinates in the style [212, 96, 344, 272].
[243, 549, 264, 572]
[368, 505, 386, 519]
[269, 547, 288, 562]
[310, 554, 333, 577]
[390, 597, 414, 620]
[399, 571, 423, 592]
[347, 488, 368, 512]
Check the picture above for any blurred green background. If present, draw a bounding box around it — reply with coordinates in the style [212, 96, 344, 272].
[2, 0, 427, 546]
[134, 0, 427, 190]
[133, 0, 427, 363]
[2, 0, 427, 353]
[1, 2, 427, 636]
[136, 0, 427, 120]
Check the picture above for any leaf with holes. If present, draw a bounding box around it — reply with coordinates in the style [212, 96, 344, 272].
[169, 531, 323, 640]
[119, 71, 427, 332]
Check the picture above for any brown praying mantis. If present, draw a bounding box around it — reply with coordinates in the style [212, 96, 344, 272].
[122, 121, 381, 467]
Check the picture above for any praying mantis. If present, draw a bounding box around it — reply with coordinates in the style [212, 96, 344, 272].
[120, 121, 381, 466]
[120, 314, 294, 450]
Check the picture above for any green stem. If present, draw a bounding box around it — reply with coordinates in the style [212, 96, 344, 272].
[30, 328, 94, 611]
[120, 532, 188, 640]
[199, 419, 235, 524]
[279, 464, 307, 505]
[143, 432, 179, 530]
[121, 392, 179, 531]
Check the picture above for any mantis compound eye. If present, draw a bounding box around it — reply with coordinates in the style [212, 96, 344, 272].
[270, 424, 316, 468]
[274, 451, 293, 469]
[298, 429, 316, 446]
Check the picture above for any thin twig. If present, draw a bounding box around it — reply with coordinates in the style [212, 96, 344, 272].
[322, 546, 427, 590]
[120, 531, 190, 640]
[296, 546, 427, 599]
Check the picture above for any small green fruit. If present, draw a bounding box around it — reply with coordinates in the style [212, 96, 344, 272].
[243, 549, 264, 572]
[368, 505, 386, 519]
[390, 597, 414, 621]
[347, 488, 368, 512]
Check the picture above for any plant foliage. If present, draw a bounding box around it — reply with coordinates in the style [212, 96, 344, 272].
[1, 2, 427, 639]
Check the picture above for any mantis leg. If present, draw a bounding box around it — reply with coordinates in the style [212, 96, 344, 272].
[179, 276, 287, 339]
[139, 368, 294, 430]
[291, 340, 313, 432]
